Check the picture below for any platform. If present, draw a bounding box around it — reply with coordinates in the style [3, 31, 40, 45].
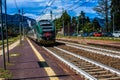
[57, 38, 120, 48]
[0, 38, 83, 80]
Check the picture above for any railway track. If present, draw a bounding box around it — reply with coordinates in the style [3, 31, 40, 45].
[42, 41, 120, 80]
[57, 40, 120, 56]
[58, 45, 120, 70]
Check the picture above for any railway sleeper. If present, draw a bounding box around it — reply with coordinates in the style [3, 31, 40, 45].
[94, 73, 117, 78]
[89, 71, 108, 75]
[76, 62, 94, 65]
[99, 76, 120, 80]
[79, 67, 99, 70]
[72, 61, 90, 65]
[83, 65, 95, 67]
[87, 66, 100, 69]
[84, 69, 104, 72]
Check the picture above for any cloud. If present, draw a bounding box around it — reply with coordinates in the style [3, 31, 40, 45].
[7, 0, 98, 20]
[24, 13, 38, 20]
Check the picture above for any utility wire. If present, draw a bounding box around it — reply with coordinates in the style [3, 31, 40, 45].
[40, 0, 52, 14]
[42, 0, 56, 14]
[14, 0, 19, 11]
[60, 0, 93, 11]
[44, 0, 56, 13]
[38, 0, 56, 20]
[65, 0, 82, 10]
[69, 2, 88, 11]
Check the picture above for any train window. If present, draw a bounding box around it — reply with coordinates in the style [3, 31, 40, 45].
[40, 24, 52, 26]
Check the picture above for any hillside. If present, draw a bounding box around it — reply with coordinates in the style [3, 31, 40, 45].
[2, 14, 36, 27]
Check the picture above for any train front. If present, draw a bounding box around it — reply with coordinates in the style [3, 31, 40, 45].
[38, 20, 56, 45]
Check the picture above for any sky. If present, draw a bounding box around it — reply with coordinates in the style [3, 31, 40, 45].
[5, 0, 99, 20]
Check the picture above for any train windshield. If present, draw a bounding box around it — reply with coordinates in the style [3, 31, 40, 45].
[40, 24, 52, 26]
[39, 20, 52, 26]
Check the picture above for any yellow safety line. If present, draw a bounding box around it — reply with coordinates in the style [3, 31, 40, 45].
[27, 38, 59, 80]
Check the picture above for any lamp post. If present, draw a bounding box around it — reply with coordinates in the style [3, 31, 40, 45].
[81, 15, 84, 31]
[80, 15, 84, 35]
[5, 0, 10, 63]
[62, 8, 64, 36]
[76, 17, 79, 36]
[0, 0, 6, 70]
[54, 15, 56, 35]
[112, 10, 119, 33]
[18, 9, 22, 44]
[68, 22, 70, 36]
[50, 10, 52, 21]
[22, 9, 25, 39]
[112, 12, 114, 33]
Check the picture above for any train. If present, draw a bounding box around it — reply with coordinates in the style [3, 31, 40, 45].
[28, 19, 56, 45]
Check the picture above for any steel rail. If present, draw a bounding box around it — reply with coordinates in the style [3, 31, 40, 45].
[57, 40, 120, 54]
[54, 47, 120, 76]
[66, 44, 120, 59]
[43, 46, 97, 80]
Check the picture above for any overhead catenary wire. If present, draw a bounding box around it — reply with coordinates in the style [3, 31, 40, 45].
[60, 0, 95, 12]
[69, 2, 88, 11]
[43, 0, 56, 13]
[44, 0, 56, 13]
[36, 0, 53, 20]
[14, 0, 19, 11]
[64, 0, 82, 10]
[37, 0, 56, 20]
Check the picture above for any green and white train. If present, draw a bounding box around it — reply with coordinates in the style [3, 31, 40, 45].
[28, 20, 56, 44]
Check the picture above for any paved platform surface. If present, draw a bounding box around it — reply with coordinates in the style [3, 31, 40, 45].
[57, 38, 120, 48]
[0, 38, 83, 80]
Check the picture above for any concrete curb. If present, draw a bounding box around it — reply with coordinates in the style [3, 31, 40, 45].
[0, 40, 20, 55]
[0, 78, 5, 80]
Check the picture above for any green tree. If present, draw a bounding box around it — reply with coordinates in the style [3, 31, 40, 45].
[54, 18, 62, 30]
[61, 10, 71, 26]
[92, 18, 101, 32]
[93, 0, 111, 32]
[83, 23, 93, 33]
[71, 17, 77, 26]
[71, 17, 77, 31]
[8, 24, 19, 36]
[78, 11, 86, 32]
[86, 17, 90, 23]
[60, 10, 71, 36]
[78, 11, 91, 33]
[111, 0, 120, 31]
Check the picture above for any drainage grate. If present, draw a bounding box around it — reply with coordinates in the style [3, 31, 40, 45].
[38, 61, 49, 68]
